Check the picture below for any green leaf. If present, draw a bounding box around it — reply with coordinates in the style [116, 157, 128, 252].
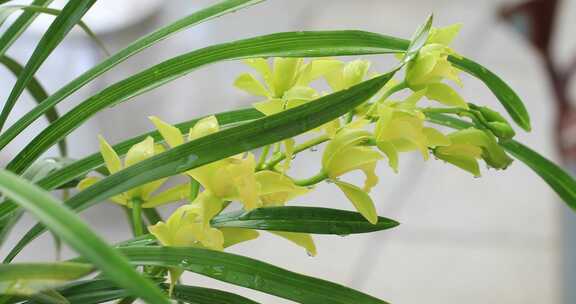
[211, 206, 399, 234]
[0, 5, 108, 55]
[426, 113, 576, 210]
[19, 279, 130, 304]
[4, 30, 406, 173]
[0, 157, 75, 248]
[114, 234, 157, 248]
[0, 108, 262, 239]
[117, 246, 389, 304]
[333, 180, 378, 224]
[447, 55, 531, 131]
[0, 262, 92, 296]
[170, 284, 261, 304]
[0, 170, 170, 304]
[0, 55, 66, 156]
[403, 14, 433, 63]
[0, 0, 52, 57]
[0, 0, 265, 152]
[0, 0, 97, 132]
[500, 141, 576, 209]
[5, 72, 395, 262]
[12, 280, 260, 304]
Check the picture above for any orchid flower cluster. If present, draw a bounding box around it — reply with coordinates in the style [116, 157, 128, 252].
[79, 24, 515, 275]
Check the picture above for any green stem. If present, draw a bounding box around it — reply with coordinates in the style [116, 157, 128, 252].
[142, 208, 163, 226]
[256, 145, 271, 169]
[422, 106, 490, 130]
[380, 80, 407, 101]
[263, 134, 330, 170]
[189, 177, 200, 201]
[294, 171, 329, 187]
[131, 198, 144, 237]
[421, 107, 463, 114]
[345, 111, 355, 123]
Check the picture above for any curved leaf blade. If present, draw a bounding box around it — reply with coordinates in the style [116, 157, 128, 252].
[0, 108, 263, 224]
[0, 0, 53, 56]
[0, 0, 264, 151]
[448, 55, 531, 131]
[501, 141, 576, 209]
[0, 170, 170, 304]
[5, 30, 406, 173]
[0, 262, 92, 296]
[14, 280, 260, 304]
[16, 279, 130, 304]
[0, 55, 66, 155]
[170, 284, 261, 304]
[403, 14, 433, 63]
[0, 4, 109, 56]
[5, 72, 395, 262]
[119, 246, 388, 304]
[0, 0, 97, 132]
[211, 206, 399, 234]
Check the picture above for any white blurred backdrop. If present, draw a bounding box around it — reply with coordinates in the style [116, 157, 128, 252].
[1, 0, 576, 303]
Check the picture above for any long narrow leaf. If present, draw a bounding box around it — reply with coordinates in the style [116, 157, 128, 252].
[211, 206, 400, 234]
[19, 279, 130, 304]
[0, 170, 170, 303]
[0, 0, 53, 56]
[4, 72, 395, 262]
[426, 113, 576, 210]
[448, 56, 531, 131]
[0, 262, 92, 296]
[0, 55, 66, 155]
[403, 14, 433, 63]
[0, 0, 97, 132]
[119, 246, 388, 304]
[0, 0, 263, 151]
[0, 108, 262, 223]
[0, 109, 261, 250]
[0, 5, 109, 55]
[170, 284, 261, 304]
[5, 31, 405, 173]
[14, 280, 259, 304]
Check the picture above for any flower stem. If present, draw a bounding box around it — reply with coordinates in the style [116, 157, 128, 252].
[263, 134, 330, 170]
[189, 177, 200, 201]
[294, 171, 329, 187]
[380, 80, 408, 101]
[256, 145, 271, 169]
[131, 198, 144, 237]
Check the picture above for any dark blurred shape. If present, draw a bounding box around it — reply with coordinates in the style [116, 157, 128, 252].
[500, 2, 576, 304]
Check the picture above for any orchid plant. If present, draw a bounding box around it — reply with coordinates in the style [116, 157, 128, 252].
[0, 1, 575, 303]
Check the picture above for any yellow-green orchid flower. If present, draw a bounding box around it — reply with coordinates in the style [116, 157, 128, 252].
[150, 116, 317, 254]
[188, 153, 261, 210]
[322, 126, 383, 191]
[374, 91, 451, 172]
[235, 58, 342, 115]
[149, 190, 259, 294]
[150, 115, 262, 210]
[324, 59, 371, 92]
[404, 24, 468, 109]
[433, 128, 513, 176]
[148, 191, 224, 249]
[269, 231, 317, 256]
[321, 126, 383, 224]
[149, 190, 261, 249]
[78, 136, 169, 207]
[255, 170, 309, 206]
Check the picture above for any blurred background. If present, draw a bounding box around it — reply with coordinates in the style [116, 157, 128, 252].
[1, 0, 575, 303]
